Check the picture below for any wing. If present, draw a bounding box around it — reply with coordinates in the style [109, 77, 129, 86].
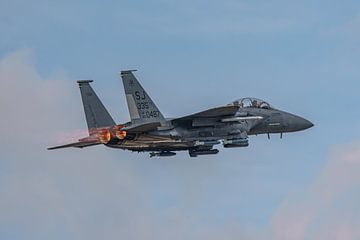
[120, 106, 240, 132]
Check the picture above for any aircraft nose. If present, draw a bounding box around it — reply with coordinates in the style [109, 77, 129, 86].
[294, 116, 314, 131]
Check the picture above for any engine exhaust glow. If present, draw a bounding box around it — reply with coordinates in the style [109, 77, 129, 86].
[98, 129, 111, 144]
[114, 125, 127, 140]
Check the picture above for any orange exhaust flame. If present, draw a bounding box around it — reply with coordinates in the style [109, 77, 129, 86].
[54, 125, 127, 146]
[114, 125, 127, 140]
[98, 129, 111, 144]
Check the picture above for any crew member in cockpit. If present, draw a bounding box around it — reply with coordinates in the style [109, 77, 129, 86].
[252, 99, 259, 108]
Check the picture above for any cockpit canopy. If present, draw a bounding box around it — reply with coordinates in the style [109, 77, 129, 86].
[229, 98, 274, 109]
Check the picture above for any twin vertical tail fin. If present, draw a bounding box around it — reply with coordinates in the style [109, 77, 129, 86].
[77, 80, 116, 134]
[48, 80, 115, 150]
[121, 70, 166, 125]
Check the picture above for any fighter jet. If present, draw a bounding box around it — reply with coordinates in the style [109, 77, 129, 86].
[48, 70, 314, 157]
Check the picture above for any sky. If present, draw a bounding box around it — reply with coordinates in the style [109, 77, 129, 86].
[1, 0, 360, 239]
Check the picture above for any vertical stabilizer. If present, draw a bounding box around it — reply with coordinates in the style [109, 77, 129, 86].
[120, 70, 166, 125]
[77, 80, 115, 133]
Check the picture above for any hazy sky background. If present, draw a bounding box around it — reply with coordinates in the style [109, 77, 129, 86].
[1, 0, 360, 239]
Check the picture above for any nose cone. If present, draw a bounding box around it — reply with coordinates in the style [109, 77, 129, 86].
[283, 112, 314, 132]
[300, 118, 314, 130]
[293, 116, 314, 131]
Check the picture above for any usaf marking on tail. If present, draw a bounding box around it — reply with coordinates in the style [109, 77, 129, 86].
[48, 70, 314, 157]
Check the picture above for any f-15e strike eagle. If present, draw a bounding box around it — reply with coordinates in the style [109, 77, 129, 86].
[48, 70, 314, 157]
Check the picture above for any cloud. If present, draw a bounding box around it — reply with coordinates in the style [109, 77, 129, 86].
[0, 49, 77, 145]
[0, 49, 257, 240]
[0, 49, 149, 240]
[0, 49, 359, 240]
[270, 143, 360, 240]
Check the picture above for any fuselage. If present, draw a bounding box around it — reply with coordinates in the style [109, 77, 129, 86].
[107, 103, 313, 152]
[48, 73, 314, 158]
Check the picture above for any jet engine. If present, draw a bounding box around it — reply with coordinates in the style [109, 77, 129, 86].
[96, 125, 130, 144]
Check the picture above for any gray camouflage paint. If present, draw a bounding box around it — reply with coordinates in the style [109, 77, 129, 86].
[49, 71, 313, 157]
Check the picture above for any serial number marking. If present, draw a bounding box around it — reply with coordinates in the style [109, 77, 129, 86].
[137, 102, 149, 110]
[141, 110, 160, 118]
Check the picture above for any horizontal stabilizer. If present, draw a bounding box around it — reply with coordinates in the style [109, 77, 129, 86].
[47, 140, 100, 150]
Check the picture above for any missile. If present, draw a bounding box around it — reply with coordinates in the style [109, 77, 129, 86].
[223, 138, 249, 148]
[189, 149, 219, 157]
[195, 140, 221, 146]
[150, 151, 177, 158]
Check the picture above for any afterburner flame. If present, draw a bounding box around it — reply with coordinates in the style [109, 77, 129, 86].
[98, 129, 111, 144]
[114, 125, 127, 140]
